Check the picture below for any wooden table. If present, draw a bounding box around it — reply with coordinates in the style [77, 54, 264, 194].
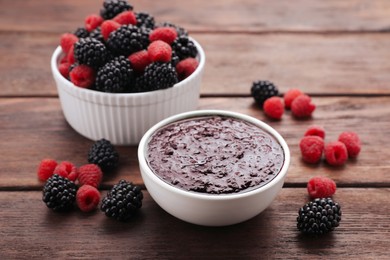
[1, 0, 389, 259]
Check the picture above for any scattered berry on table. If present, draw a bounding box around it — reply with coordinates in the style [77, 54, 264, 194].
[135, 62, 178, 92]
[171, 36, 198, 60]
[37, 159, 58, 181]
[307, 176, 336, 199]
[78, 164, 103, 188]
[148, 40, 172, 63]
[297, 197, 342, 235]
[304, 125, 325, 139]
[263, 96, 284, 120]
[69, 64, 96, 88]
[100, 0, 133, 20]
[53, 161, 78, 182]
[338, 131, 361, 158]
[175, 57, 199, 81]
[284, 88, 303, 109]
[74, 37, 110, 68]
[100, 180, 143, 221]
[74, 27, 89, 38]
[87, 139, 119, 172]
[42, 174, 77, 212]
[85, 14, 104, 32]
[291, 94, 316, 118]
[128, 50, 152, 74]
[136, 12, 155, 29]
[158, 22, 188, 37]
[95, 56, 134, 93]
[149, 27, 178, 45]
[60, 33, 78, 54]
[113, 10, 137, 25]
[324, 141, 348, 166]
[299, 136, 324, 164]
[107, 24, 150, 56]
[250, 80, 279, 108]
[101, 20, 121, 40]
[76, 185, 101, 212]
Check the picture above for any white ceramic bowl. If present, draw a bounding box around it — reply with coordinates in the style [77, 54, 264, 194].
[138, 110, 291, 226]
[51, 39, 205, 145]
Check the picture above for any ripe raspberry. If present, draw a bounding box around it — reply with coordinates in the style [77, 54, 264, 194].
[85, 14, 104, 32]
[128, 50, 152, 74]
[175, 57, 199, 81]
[284, 88, 303, 109]
[101, 20, 121, 40]
[59, 62, 71, 78]
[76, 185, 101, 212]
[149, 27, 178, 45]
[304, 125, 325, 139]
[338, 131, 361, 158]
[53, 161, 78, 182]
[291, 94, 316, 118]
[78, 164, 103, 188]
[67, 45, 76, 64]
[300, 136, 324, 164]
[37, 159, 58, 181]
[113, 11, 137, 25]
[307, 176, 337, 199]
[324, 141, 348, 166]
[148, 40, 172, 62]
[60, 33, 78, 54]
[69, 64, 96, 88]
[263, 96, 284, 120]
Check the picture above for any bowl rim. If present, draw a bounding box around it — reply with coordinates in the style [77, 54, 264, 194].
[138, 109, 291, 201]
[50, 37, 206, 99]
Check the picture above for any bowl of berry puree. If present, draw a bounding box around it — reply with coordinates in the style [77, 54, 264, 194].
[138, 110, 290, 226]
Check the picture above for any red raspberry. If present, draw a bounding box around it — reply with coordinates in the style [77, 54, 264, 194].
[85, 14, 103, 32]
[76, 185, 101, 212]
[304, 125, 325, 139]
[291, 94, 316, 118]
[60, 33, 78, 54]
[324, 141, 348, 166]
[67, 45, 76, 64]
[37, 159, 58, 181]
[299, 136, 324, 164]
[284, 88, 303, 109]
[175, 58, 199, 81]
[149, 27, 178, 45]
[263, 97, 284, 120]
[113, 11, 137, 25]
[307, 176, 336, 199]
[69, 64, 96, 88]
[78, 164, 103, 188]
[338, 131, 361, 158]
[59, 62, 71, 78]
[101, 20, 121, 40]
[53, 161, 78, 181]
[148, 40, 172, 62]
[128, 50, 152, 74]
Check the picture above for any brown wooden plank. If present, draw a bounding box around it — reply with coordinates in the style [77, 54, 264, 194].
[1, 96, 389, 189]
[1, 32, 390, 96]
[1, 0, 390, 33]
[0, 188, 389, 259]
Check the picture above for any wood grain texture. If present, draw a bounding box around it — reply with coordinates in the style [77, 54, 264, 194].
[1, 0, 390, 33]
[0, 188, 389, 259]
[1, 32, 390, 96]
[1, 97, 389, 189]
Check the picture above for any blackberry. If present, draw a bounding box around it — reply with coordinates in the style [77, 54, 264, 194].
[100, 180, 143, 221]
[89, 27, 104, 43]
[159, 22, 188, 37]
[74, 27, 89, 38]
[297, 198, 342, 235]
[172, 36, 198, 60]
[100, 0, 133, 20]
[136, 12, 155, 29]
[42, 174, 77, 211]
[251, 80, 279, 107]
[107, 25, 149, 56]
[171, 51, 180, 67]
[135, 62, 178, 92]
[74, 37, 109, 68]
[88, 138, 119, 171]
[95, 56, 134, 93]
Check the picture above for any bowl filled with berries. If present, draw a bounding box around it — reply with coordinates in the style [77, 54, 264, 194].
[51, 0, 205, 145]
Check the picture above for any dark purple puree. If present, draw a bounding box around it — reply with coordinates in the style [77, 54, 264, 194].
[146, 116, 285, 194]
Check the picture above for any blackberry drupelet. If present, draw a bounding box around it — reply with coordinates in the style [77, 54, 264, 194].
[107, 25, 149, 56]
[42, 174, 77, 211]
[251, 80, 279, 107]
[159, 22, 188, 37]
[100, 0, 133, 20]
[171, 51, 180, 67]
[95, 56, 134, 93]
[172, 36, 198, 60]
[89, 27, 104, 43]
[136, 12, 155, 29]
[135, 62, 178, 92]
[88, 138, 119, 171]
[74, 27, 89, 38]
[297, 198, 342, 235]
[100, 180, 143, 221]
[74, 37, 109, 68]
